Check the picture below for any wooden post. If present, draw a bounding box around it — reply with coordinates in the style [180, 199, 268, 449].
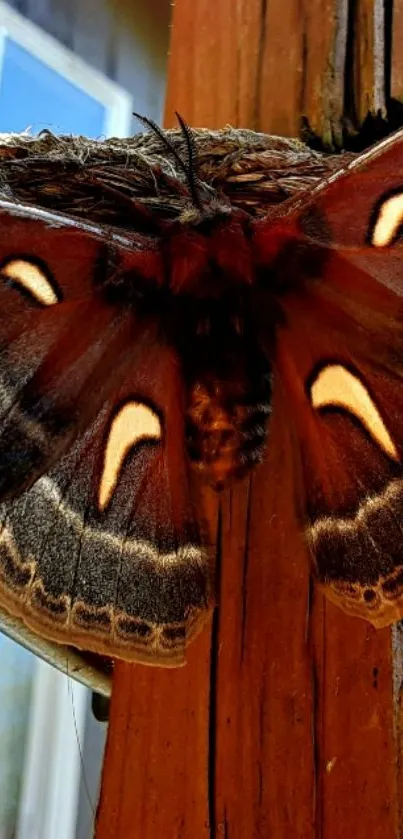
[96, 2, 402, 836]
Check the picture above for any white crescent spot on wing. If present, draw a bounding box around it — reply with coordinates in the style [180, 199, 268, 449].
[1, 259, 58, 305]
[98, 401, 161, 512]
[371, 193, 403, 247]
[310, 364, 398, 460]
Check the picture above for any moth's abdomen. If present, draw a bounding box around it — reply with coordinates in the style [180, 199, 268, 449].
[186, 371, 271, 489]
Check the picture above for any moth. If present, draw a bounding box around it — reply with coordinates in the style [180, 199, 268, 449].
[1, 116, 403, 667]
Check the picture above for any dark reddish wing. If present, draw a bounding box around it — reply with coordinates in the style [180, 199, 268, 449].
[4, 121, 403, 664]
[252, 128, 403, 626]
[0, 201, 211, 664]
[0, 340, 211, 664]
[0, 203, 147, 500]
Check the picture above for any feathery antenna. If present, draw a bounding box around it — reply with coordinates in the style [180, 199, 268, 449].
[133, 112, 203, 210]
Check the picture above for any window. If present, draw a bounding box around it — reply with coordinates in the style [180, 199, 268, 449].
[0, 1, 132, 137]
[0, 3, 131, 836]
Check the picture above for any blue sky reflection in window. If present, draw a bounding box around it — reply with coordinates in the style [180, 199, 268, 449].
[0, 37, 106, 136]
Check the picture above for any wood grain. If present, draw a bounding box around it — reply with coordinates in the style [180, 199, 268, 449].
[213, 408, 315, 837]
[392, 0, 403, 103]
[165, 0, 263, 130]
[165, 0, 348, 146]
[96, 631, 212, 839]
[259, 0, 348, 146]
[351, 0, 385, 126]
[312, 602, 398, 837]
[96, 1, 401, 836]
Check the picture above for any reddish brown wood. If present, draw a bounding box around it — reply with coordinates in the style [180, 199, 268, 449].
[165, 0, 348, 146]
[97, 486, 218, 838]
[165, 0, 263, 130]
[259, 0, 348, 146]
[392, 0, 403, 103]
[392, 624, 403, 830]
[97, 2, 401, 836]
[214, 413, 315, 837]
[352, 0, 385, 126]
[96, 631, 212, 838]
[312, 602, 398, 837]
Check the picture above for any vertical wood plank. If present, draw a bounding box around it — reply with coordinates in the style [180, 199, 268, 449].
[166, 0, 348, 142]
[97, 1, 401, 836]
[169, 0, 400, 833]
[97, 485, 219, 838]
[165, 0, 263, 129]
[214, 411, 315, 838]
[96, 632, 212, 839]
[391, 0, 403, 102]
[259, 0, 348, 146]
[312, 603, 398, 838]
[351, 0, 385, 125]
[392, 624, 403, 835]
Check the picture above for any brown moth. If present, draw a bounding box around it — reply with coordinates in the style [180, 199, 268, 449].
[1, 118, 403, 665]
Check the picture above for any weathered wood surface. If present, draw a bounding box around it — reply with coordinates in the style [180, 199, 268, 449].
[96, 1, 403, 837]
[165, 0, 349, 146]
[95, 633, 212, 838]
[351, 0, 385, 125]
[392, 0, 403, 104]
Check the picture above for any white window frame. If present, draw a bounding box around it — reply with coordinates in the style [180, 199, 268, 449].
[0, 0, 133, 137]
[16, 661, 89, 839]
[0, 5, 131, 837]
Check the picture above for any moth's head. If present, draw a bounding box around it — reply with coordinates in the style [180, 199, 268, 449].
[167, 202, 254, 298]
[134, 113, 257, 297]
[176, 181, 232, 227]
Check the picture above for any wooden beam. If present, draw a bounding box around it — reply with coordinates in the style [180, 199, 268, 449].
[392, 0, 403, 103]
[96, 1, 401, 836]
[96, 632, 212, 838]
[351, 0, 385, 125]
[165, 0, 349, 146]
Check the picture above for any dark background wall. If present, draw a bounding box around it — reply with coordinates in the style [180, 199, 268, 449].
[3, 0, 171, 124]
